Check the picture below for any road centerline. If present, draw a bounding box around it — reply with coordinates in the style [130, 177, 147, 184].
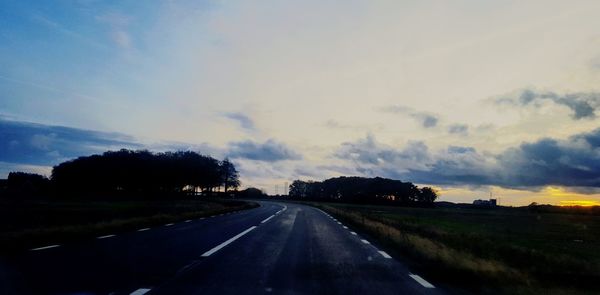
[130, 288, 152, 295]
[378, 250, 392, 259]
[261, 215, 275, 224]
[409, 274, 435, 288]
[30, 245, 60, 251]
[201, 226, 257, 257]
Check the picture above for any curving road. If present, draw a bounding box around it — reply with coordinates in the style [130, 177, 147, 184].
[0, 202, 444, 295]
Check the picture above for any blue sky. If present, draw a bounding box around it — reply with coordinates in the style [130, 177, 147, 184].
[2, 0, 600, 205]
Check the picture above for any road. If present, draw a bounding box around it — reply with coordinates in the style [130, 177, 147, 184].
[0, 201, 444, 295]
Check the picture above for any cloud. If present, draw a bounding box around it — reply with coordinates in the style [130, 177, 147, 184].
[494, 131, 600, 188]
[0, 162, 53, 178]
[379, 105, 439, 128]
[497, 89, 600, 120]
[334, 129, 600, 192]
[0, 118, 232, 178]
[448, 124, 469, 135]
[335, 134, 432, 171]
[0, 118, 142, 168]
[227, 139, 302, 162]
[224, 112, 256, 131]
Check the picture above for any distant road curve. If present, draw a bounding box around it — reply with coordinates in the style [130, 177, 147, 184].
[0, 201, 444, 295]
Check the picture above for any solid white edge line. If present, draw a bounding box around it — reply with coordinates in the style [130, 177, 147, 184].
[97, 234, 115, 239]
[201, 226, 257, 257]
[30, 245, 60, 251]
[409, 274, 435, 288]
[130, 288, 152, 295]
[350, 231, 357, 235]
[137, 228, 150, 232]
[378, 250, 392, 259]
[361, 239, 371, 244]
[261, 215, 275, 224]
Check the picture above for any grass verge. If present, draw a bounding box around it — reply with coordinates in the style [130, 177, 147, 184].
[0, 198, 258, 254]
[305, 202, 600, 295]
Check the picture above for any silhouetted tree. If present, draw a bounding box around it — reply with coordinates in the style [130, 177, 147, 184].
[236, 187, 266, 198]
[3, 172, 50, 198]
[288, 176, 437, 205]
[417, 187, 438, 203]
[220, 158, 240, 192]
[50, 149, 236, 199]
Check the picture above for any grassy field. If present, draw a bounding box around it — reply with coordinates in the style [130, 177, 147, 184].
[310, 202, 600, 294]
[0, 198, 258, 253]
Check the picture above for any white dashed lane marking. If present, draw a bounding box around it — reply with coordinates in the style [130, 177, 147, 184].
[201, 226, 257, 257]
[137, 228, 150, 232]
[30, 245, 60, 251]
[130, 288, 152, 295]
[409, 274, 435, 288]
[378, 250, 392, 259]
[261, 215, 275, 224]
[361, 239, 371, 244]
[97, 234, 115, 239]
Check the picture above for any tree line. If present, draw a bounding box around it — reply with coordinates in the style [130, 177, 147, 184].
[288, 176, 438, 205]
[1, 149, 240, 199]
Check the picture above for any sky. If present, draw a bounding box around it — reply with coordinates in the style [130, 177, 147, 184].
[2, 0, 600, 205]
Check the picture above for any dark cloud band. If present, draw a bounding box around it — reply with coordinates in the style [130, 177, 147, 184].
[335, 129, 600, 192]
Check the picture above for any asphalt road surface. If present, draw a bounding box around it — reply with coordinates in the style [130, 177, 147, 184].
[0, 201, 445, 295]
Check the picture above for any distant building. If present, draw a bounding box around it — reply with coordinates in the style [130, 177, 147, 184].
[473, 199, 497, 207]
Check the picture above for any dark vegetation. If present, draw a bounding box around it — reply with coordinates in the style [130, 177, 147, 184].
[0, 149, 241, 200]
[1, 172, 50, 198]
[52, 150, 240, 198]
[0, 198, 257, 253]
[0, 149, 258, 252]
[236, 187, 269, 199]
[312, 202, 600, 294]
[288, 176, 438, 205]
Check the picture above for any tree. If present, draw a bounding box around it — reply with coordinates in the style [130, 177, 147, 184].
[287, 176, 439, 205]
[237, 187, 266, 198]
[417, 187, 438, 203]
[220, 158, 240, 192]
[5, 172, 50, 198]
[50, 149, 234, 198]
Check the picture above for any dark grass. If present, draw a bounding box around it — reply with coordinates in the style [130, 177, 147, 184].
[0, 198, 258, 254]
[305, 201, 600, 294]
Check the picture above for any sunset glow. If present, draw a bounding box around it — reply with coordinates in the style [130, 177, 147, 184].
[2, 1, 600, 206]
[559, 200, 600, 207]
